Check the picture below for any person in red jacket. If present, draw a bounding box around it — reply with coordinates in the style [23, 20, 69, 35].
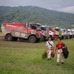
[56, 37, 64, 65]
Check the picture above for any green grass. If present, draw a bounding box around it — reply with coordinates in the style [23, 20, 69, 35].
[0, 39, 74, 74]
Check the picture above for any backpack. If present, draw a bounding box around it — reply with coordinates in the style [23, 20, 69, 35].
[62, 44, 69, 59]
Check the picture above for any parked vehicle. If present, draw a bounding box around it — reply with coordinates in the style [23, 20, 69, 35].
[54, 27, 62, 39]
[72, 29, 74, 38]
[61, 28, 68, 39]
[1, 22, 42, 43]
[40, 25, 49, 41]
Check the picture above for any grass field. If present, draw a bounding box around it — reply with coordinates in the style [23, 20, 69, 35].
[0, 33, 74, 74]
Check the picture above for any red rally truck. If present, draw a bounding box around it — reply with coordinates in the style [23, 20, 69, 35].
[1, 22, 42, 43]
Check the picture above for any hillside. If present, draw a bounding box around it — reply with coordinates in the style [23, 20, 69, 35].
[0, 6, 74, 28]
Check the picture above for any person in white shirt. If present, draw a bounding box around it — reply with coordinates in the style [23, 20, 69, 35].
[46, 36, 54, 59]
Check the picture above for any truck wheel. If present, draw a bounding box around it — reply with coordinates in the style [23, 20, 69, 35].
[5, 34, 13, 41]
[28, 35, 37, 43]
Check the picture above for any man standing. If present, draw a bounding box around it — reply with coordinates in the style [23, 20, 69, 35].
[46, 36, 54, 60]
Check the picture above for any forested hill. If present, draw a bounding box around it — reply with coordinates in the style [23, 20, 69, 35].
[0, 6, 74, 28]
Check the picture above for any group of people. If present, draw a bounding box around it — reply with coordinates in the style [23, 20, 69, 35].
[46, 36, 65, 65]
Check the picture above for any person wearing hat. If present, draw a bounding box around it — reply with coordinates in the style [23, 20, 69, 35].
[46, 36, 54, 60]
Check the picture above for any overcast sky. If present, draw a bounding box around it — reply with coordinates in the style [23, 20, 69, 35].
[0, 0, 74, 13]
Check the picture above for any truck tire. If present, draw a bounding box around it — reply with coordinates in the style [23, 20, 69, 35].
[5, 34, 13, 41]
[28, 35, 37, 43]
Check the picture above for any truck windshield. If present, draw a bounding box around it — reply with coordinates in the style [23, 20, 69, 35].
[36, 25, 41, 30]
[30, 24, 41, 30]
